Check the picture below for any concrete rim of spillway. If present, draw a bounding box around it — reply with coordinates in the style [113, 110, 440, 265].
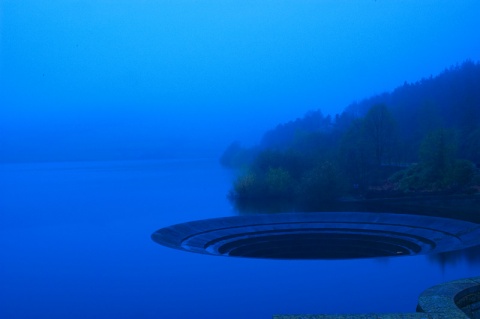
[151, 212, 480, 260]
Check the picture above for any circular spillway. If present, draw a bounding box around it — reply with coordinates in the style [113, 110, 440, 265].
[151, 212, 480, 260]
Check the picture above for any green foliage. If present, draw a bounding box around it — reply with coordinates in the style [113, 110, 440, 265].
[260, 110, 332, 149]
[389, 164, 423, 192]
[230, 150, 301, 200]
[230, 167, 294, 200]
[231, 171, 261, 199]
[230, 155, 347, 207]
[392, 158, 478, 193]
[265, 167, 294, 198]
[419, 129, 456, 170]
[252, 149, 307, 180]
[338, 118, 370, 186]
[450, 159, 476, 188]
[297, 161, 347, 205]
[463, 128, 480, 164]
[363, 103, 396, 166]
[418, 129, 456, 189]
[392, 129, 478, 192]
[225, 60, 480, 207]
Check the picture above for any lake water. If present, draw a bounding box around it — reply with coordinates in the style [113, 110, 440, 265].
[1, 158, 479, 319]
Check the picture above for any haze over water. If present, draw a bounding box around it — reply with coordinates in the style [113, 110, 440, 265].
[2, 1, 480, 163]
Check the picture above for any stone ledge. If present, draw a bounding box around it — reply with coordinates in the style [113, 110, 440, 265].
[418, 276, 480, 319]
[273, 314, 449, 318]
[274, 276, 480, 319]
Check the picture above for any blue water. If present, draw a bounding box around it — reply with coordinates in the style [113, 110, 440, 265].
[1, 159, 479, 319]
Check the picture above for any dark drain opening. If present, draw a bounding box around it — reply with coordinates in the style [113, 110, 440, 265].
[216, 233, 421, 259]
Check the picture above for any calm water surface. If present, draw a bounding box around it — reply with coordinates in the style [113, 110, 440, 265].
[1, 159, 479, 319]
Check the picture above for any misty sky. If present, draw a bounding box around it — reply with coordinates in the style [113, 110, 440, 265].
[1, 0, 480, 162]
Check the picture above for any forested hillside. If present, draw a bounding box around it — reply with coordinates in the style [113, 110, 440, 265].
[221, 61, 480, 207]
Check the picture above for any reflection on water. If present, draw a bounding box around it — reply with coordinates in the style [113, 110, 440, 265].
[429, 245, 480, 267]
[234, 196, 480, 222]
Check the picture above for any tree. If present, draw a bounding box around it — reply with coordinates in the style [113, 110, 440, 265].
[419, 128, 456, 188]
[392, 128, 478, 192]
[363, 103, 396, 166]
[338, 118, 369, 189]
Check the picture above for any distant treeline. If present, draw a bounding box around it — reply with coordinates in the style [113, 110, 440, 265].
[221, 61, 480, 209]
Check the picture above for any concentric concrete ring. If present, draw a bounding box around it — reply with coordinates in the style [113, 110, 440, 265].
[417, 276, 480, 318]
[151, 212, 480, 260]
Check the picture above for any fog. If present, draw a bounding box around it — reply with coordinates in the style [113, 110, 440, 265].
[1, 0, 480, 162]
